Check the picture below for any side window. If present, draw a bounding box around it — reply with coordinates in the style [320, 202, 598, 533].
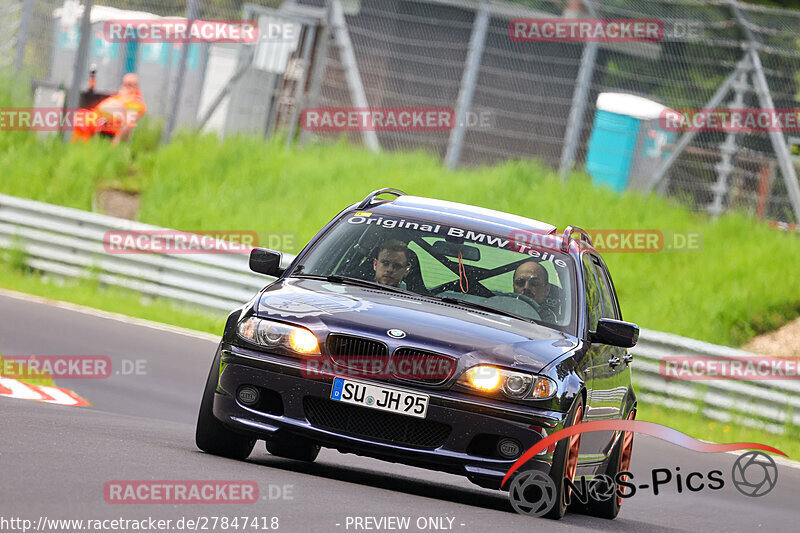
[581, 255, 602, 332]
[592, 256, 620, 320]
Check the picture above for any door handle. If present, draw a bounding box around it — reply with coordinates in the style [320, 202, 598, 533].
[623, 353, 633, 365]
[608, 356, 620, 368]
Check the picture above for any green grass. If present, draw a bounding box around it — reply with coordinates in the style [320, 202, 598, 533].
[1, 73, 800, 347]
[638, 403, 800, 459]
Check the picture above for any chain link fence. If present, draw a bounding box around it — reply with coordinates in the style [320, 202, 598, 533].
[6, 0, 800, 223]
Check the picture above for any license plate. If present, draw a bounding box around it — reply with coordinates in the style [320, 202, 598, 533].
[330, 377, 429, 419]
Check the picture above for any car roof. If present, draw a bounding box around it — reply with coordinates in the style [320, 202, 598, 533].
[364, 195, 558, 236]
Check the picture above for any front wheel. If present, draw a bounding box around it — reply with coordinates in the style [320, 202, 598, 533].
[542, 396, 585, 520]
[582, 409, 635, 519]
[265, 437, 320, 462]
[195, 345, 257, 460]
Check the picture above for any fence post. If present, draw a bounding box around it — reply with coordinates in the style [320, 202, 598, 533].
[645, 61, 744, 194]
[708, 67, 748, 217]
[13, 0, 33, 72]
[331, 0, 379, 152]
[63, 0, 94, 143]
[749, 49, 800, 223]
[558, 40, 597, 179]
[196, 47, 255, 132]
[284, 27, 316, 148]
[299, 5, 333, 148]
[444, 3, 489, 171]
[557, 0, 599, 179]
[161, 0, 199, 144]
[730, 1, 800, 223]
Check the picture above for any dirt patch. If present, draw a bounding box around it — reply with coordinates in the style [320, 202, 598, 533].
[742, 316, 800, 358]
[96, 188, 140, 220]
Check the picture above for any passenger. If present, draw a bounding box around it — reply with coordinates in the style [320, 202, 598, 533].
[373, 239, 411, 287]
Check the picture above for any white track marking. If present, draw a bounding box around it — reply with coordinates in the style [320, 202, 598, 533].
[0, 377, 90, 406]
[0, 376, 43, 400]
[35, 385, 85, 406]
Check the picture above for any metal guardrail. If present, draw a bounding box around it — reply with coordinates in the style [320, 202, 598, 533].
[632, 330, 800, 434]
[0, 193, 292, 312]
[1, 193, 797, 434]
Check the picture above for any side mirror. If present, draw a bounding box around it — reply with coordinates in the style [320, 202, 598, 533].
[249, 248, 284, 277]
[591, 318, 639, 348]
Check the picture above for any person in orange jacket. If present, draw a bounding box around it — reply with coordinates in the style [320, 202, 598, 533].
[73, 73, 147, 145]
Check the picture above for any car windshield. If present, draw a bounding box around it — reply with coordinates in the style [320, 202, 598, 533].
[290, 212, 577, 334]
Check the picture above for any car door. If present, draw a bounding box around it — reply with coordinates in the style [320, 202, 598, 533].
[581, 253, 632, 457]
[590, 255, 630, 422]
[580, 253, 618, 457]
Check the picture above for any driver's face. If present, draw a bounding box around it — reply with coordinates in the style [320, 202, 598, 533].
[373, 250, 409, 287]
[513, 262, 550, 304]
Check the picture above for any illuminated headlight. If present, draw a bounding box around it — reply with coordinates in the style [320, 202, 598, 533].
[237, 317, 320, 355]
[457, 365, 556, 399]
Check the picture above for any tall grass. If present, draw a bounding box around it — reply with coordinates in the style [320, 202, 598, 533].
[1, 74, 799, 346]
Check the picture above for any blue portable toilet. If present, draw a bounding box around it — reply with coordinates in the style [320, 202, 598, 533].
[585, 93, 679, 193]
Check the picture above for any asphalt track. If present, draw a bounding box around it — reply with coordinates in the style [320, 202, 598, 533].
[1, 292, 798, 533]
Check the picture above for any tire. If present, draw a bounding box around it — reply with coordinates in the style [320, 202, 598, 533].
[195, 344, 257, 460]
[583, 409, 636, 519]
[542, 396, 585, 520]
[265, 437, 321, 462]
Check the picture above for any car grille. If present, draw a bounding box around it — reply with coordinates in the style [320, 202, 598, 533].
[327, 335, 388, 376]
[303, 396, 451, 449]
[391, 348, 456, 385]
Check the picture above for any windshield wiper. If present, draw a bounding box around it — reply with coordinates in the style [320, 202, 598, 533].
[437, 296, 528, 322]
[291, 274, 413, 295]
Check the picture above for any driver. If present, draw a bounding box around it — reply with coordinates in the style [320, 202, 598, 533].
[373, 239, 411, 287]
[513, 261, 556, 322]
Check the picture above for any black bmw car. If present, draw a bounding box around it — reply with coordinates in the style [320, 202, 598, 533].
[196, 189, 639, 519]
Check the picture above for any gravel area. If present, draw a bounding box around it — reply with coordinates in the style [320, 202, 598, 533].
[742, 316, 800, 358]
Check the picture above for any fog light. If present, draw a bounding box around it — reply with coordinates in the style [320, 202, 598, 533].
[238, 385, 260, 406]
[497, 438, 521, 459]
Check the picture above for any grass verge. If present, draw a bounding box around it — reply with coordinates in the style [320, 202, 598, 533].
[637, 403, 800, 459]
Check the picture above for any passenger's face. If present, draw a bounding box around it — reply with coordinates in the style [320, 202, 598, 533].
[513, 262, 550, 304]
[373, 250, 409, 287]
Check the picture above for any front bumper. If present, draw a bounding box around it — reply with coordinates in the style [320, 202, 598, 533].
[213, 346, 568, 488]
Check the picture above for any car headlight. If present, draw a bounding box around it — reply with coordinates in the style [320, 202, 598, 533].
[457, 365, 556, 399]
[237, 317, 320, 355]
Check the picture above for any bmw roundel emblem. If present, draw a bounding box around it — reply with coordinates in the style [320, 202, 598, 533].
[387, 329, 406, 339]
